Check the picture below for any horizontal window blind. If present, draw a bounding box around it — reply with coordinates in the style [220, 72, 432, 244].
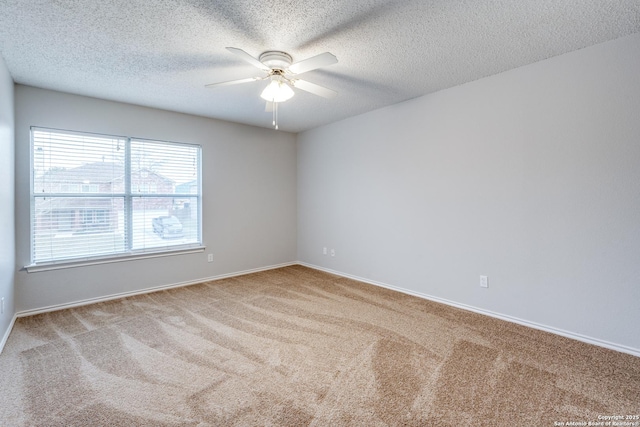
[31, 127, 202, 265]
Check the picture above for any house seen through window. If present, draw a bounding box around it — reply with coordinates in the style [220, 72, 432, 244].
[30, 127, 202, 265]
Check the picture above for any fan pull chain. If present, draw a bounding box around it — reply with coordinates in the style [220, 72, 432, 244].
[272, 101, 276, 127]
[272, 101, 279, 130]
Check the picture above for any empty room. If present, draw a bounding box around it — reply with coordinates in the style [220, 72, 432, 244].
[1, 1, 639, 425]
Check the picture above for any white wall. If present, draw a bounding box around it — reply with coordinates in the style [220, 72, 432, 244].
[15, 86, 297, 312]
[0, 54, 15, 349]
[297, 33, 640, 353]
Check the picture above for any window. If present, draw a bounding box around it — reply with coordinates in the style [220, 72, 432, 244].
[30, 127, 202, 266]
[61, 184, 80, 192]
[81, 183, 99, 193]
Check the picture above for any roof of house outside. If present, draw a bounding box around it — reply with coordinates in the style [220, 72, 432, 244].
[44, 162, 173, 184]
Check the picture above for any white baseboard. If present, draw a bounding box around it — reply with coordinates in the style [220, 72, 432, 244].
[8, 260, 639, 359]
[16, 262, 297, 318]
[298, 262, 640, 358]
[0, 314, 18, 355]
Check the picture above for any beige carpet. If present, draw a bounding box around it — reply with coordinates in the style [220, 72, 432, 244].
[1, 265, 638, 426]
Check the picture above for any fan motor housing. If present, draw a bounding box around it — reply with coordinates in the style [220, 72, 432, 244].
[259, 51, 292, 70]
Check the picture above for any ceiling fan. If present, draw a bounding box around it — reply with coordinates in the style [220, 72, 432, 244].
[205, 47, 338, 129]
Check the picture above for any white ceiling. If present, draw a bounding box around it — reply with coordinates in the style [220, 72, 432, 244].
[0, 1, 638, 133]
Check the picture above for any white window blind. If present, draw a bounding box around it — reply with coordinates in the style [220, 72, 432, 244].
[31, 127, 202, 265]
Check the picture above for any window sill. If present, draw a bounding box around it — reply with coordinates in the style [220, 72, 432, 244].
[24, 246, 206, 273]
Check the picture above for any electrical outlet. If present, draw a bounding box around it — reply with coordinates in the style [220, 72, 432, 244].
[330, 249, 335, 257]
[207, 254, 213, 263]
[480, 275, 488, 288]
[323, 247, 327, 255]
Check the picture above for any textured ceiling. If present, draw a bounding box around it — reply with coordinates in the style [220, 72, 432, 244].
[0, 0, 639, 133]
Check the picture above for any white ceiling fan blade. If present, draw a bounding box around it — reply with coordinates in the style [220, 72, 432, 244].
[293, 79, 338, 99]
[205, 77, 262, 88]
[288, 52, 337, 75]
[265, 101, 274, 112]
[226, 47, 271, 71]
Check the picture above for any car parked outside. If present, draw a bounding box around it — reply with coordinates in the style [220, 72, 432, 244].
[152, 215, 184, 239]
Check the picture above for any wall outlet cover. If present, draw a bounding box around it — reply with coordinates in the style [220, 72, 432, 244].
[480, 275, 488, 288]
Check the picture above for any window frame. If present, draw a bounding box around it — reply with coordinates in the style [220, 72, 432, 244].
[27, 127, 204, 272]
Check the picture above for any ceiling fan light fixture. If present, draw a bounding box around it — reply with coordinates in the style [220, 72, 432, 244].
[207, 48, 338, 130]
[260, 78, 294, 103]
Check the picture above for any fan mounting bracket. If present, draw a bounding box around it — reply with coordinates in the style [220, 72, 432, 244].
[259, 51, 292, 70]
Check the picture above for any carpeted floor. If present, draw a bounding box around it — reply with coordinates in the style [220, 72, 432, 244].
[0, 265, 638, 426]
